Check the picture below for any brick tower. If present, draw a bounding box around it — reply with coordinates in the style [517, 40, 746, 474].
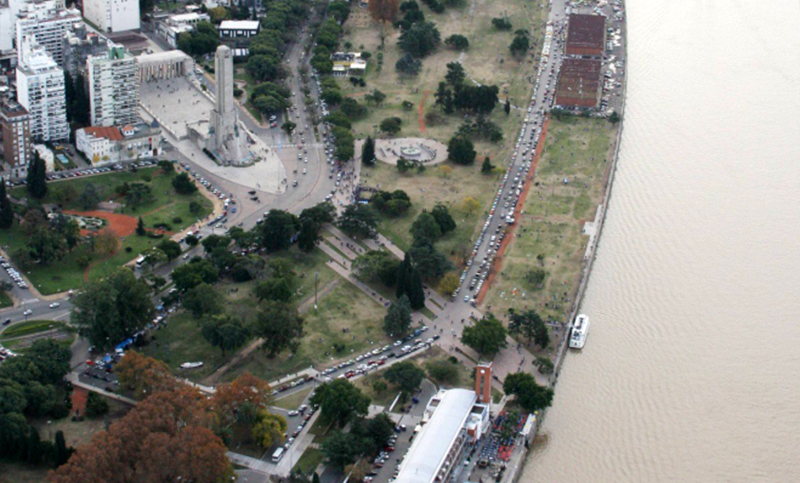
[475, 361, 492, 405]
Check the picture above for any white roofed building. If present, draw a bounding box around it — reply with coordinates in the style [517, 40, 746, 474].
[218, 20, 260, 39]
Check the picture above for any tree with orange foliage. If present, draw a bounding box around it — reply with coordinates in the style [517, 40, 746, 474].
[368, 0, 398, 22]
[49, 386, 233, 483]
[208, 372, 274, 445]
[115, 351, 176, 400]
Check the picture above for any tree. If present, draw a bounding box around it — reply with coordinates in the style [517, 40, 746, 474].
[508, 309, 549, 349]
[444, 34, 469, 50]
[362, 136, 376, 166]
[481, 156, 495, 173]
[201, 234, 231, 253]
[379, 117, 402, 135]
[252, 410, 287, 448]
[0, 179, 13, 229]
[310, 379, 370, 427]
[369, 89, 387, 106]
[255, 276, 294, 303]
[141, 247, 167, 270]
[462, 315, 508, 357]
[430, 204, 456, 234]
[458, 196, 481, 215]
[184, 283, 224, 319]
[49, 386, 233, 483]
[136, 216, 146, 236]
[124, 183, 152, 210]
[259, 210, 299, 252]
[445, 61, 466, 86]
[341, 98, 367, 119]
[85, 392, 109, 418]
[437, 272, 460, 294]
[281, 121, 297, 135]
[384, 361, 425, 394]
[399, 21, 441, 57]
[408, 239, 450, 280]
[26, 151, 47, 199]
[171, 259, 219, 291]
[368, 0, 399, 22]
[509, 33, 530, 58]
[26, 339, 71, 384]
[114, 352, 176, 400]
[253, 301, 304, 356]
[54, 430, 72, 467]
[410, 211, 441, 242]
[426, 359, 460, 385]
[202, 314, 249, 356]
[447, 136, 476, 165]
[321, 431, 363, 469]
[491, 17, 512, 30]
[504, 98, 511, 116]
[71, 268, 155, 349]
[297, 216, 321, 252]
[384, 295, 412, 336]
[171, 172, 197, 194]
[353, 250, 400, 287]
[394, 253, 425, 310]
[395, 53, 421, 77]
[26, 425, 42, 465]
[76, 182, 101, 210]
[338, 204, 380, 239]
[503, 372, 554, 412]
[609, 111, 621, 124]
[321, 88, 343, 106]
[157, 239, 182, 260]
[177, 21, 220, 57]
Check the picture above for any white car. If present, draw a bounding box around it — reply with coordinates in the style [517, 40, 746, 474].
[49, 302, 60, 309]
[23, 309, 33, 316]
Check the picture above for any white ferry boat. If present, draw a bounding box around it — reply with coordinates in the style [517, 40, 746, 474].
[569, 314, 590, 349]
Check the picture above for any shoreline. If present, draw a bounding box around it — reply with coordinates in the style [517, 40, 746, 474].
[507, 0, 629, 481]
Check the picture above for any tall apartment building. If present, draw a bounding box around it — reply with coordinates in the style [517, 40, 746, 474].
[0, 0, 27, 54]
[15, 0, 82, 66]
[62, 25, 109, 79]
[82, 0, 139, 34]
[87, 45, 138, 127]
[15, 43, 69, 141]
[0, 100, 32, 178]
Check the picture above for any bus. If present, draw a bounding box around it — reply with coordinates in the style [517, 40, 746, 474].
[271, 447, 284, 462]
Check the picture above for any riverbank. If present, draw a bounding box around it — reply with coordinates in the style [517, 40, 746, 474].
[505, 1, 629, 482]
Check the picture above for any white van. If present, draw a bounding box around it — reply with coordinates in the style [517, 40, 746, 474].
[272, 447, 284, 462]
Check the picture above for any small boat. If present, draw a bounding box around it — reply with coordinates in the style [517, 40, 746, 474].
[569, 314, 590, 349]
[180, 362, 204, 369]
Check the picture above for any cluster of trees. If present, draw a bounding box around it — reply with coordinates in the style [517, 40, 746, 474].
[434, 62, 500, 115]
[508, 308, 550, 349]
[380, 116, 403, 135]
[311, 18, 344, 74]
[319, 79, 356, 162]
[298, 202, 336, 252]
[0, 339, 75, 469]
[371, 189, 411, 217]
[177, 21, 220, 57]
[461, 314, 508, 357]
[396, 0, 425, 31]
[492, 16, 512, 31]
[341, 98, 368, 119]
[311, 379, 395, 470]
[63, 72, 90, 128]
[251, 82, 292, 116]
[456, 115, 504, 143]
[503, 372, 554, 412]
[445, 34, 469, 51]
[407, 207, 453, 281]
[171, 171, 198, 195]
[394, 2, 441, 75]
[12, 208, 81, 268]
[71, 268, 156, 349]
[338, 204, 381, 240]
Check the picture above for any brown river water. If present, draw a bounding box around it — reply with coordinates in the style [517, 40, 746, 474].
[521, 0, 800, 481]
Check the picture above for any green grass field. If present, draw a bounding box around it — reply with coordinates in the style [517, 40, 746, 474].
[3, 168, 212, 294]
[483, 117, 617, 348]
[0, 291, 11, 309]
[225, 280, 391, 383]
[0, 320, 63, 339]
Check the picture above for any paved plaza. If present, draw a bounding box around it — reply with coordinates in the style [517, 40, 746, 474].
[366, 137, 448, 166]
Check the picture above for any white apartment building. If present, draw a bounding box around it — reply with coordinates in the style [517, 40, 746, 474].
[0, 0, 27, 53]
[87, 45, 138, 127]
[15, 0, 81, 66]
[82, 0, 139, 34]
[155, 12, 209, 48]
[15, 43, 69, 141]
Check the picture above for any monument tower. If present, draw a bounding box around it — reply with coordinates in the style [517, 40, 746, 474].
[209, 45, 241, 161]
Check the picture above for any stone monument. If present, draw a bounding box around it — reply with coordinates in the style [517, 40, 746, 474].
[208, 45, 242, 162]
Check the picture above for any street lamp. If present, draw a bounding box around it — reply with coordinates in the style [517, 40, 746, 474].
[314, 271, 319, 311]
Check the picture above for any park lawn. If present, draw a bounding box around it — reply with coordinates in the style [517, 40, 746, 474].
[354, 371, 402, 408]
[362, 158, 497, 265]
[483, 117, 617, 351]
[225, 280, 391, 383]
[272, 386, 314, 410]
[293, 447, 324, 475]
[0, 291, 11, 308]
[140, 310, 233, 381]
[31, 397, 132, 449]
[3, 168, 212, 294]
[409, 345, 474, 389]
[0, 320, 63, 339]
[335, 0, 545, 147]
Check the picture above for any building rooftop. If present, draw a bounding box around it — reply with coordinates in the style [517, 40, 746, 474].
[1, 100, 29, 119]
[136, 50, 191, 63]
[556, 58, 602, 105]
[219, 20, 260, 30]
[395, 389, 477, 483]
[167, 12, 209, 24]
[566, 14, 606, 52]
[82, 126, 124, 141]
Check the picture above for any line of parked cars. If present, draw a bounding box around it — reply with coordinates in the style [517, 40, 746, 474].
[1, 255, 27, 290]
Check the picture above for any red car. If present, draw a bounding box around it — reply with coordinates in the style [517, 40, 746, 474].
[384, 446, 395, 452]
